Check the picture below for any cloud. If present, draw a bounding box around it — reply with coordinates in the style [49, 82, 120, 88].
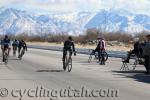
[0, 0, 101, 12]
[101, 0, 150, 15]
[0, 0, 150, 15]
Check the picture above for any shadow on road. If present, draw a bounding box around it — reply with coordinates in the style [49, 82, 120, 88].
[78, 61, 98, 65]
[9, 58, 20, 60]
[112, 70, 145, 73]
[112, 70, 150, 84]
[36, 69, 64, 73]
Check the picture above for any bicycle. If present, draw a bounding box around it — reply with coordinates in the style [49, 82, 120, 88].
[88, 49, 108, 63]
[63, 51, 73, 72]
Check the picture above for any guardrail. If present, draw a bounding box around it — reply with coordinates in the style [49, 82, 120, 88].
[28, 45, 127, 58]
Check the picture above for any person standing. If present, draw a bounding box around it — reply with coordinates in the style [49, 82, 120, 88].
[143, 35, 150, 74]
[94, 37, 106, 65]
[124, 38, 140, 63]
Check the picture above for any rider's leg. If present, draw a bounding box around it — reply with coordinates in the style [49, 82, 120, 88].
[8, 47, 11, 56]
[13, 46, 15, 55]
[13, 46, 14, 54]
[3, 46, 8, 62]
[69, 51, 72, 59]
[63, 50, 67, 70]
[14, 46, 17, 55]
[2, 48, 5, 62]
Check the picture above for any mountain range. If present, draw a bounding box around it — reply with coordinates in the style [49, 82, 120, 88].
[0, 8, 150, 35]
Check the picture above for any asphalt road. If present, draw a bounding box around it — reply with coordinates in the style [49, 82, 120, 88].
[0, 48, 149, 100]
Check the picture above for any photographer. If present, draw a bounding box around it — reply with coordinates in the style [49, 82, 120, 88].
[124, 38, 140, 63]
[143, 35, 150, 74]
[94, 37, 106, 65]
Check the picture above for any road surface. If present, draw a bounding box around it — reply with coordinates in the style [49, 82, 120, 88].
[0, 48, 149, 100]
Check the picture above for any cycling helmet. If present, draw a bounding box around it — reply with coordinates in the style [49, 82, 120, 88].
[68, 36, 73, 41]
[5, 35, 8, 39]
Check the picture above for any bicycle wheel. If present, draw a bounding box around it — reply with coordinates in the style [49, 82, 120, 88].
[68, 58, 72, 72]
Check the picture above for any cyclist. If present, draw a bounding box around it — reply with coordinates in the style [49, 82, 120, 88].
[63, 36, 76, 70]
[1, 35, 11, 62]
[94, 37, 106, 65]
[12, 39, 18, 56]
[18, 40, 27, 59]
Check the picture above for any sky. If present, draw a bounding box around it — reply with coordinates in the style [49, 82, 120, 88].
[0, 0, 150, 15]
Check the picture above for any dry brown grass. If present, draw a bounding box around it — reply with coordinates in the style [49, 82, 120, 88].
[27, 42, 133, 52]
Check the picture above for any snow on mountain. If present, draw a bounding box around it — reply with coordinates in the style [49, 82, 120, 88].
[0, 8, 94, 35]
[0, 8, 150, 35]
[85, 9, 150, 33]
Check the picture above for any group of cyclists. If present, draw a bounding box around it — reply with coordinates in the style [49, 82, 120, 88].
[1, 34, 149, 74]
[0, 35, 27, 63]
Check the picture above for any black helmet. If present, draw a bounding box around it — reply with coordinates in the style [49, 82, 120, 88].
[21, 39, 24, 42]
[5, 35, 8, 39]
[68, 36, 73, 41]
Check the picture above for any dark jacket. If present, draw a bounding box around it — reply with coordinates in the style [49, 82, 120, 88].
[63, 40, 75, 52]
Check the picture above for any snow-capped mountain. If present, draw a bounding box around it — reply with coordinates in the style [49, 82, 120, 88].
[0, 8, 150, 35]
[85, 9, 150, 33]
[0, 8, 94, 35]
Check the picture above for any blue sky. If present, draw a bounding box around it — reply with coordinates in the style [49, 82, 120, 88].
[0, 0, 150, 15]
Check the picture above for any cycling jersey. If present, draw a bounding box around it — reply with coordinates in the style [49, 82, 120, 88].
[1, 39, 11, 46]
[63, 40, 75, 52]
[12, 40, 19, 47]
[95, 39, 106, 52]
[1, 39, 11, 51]
[18, 41, 27, 49]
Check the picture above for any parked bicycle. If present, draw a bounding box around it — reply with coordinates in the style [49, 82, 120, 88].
[88, 49, 108, 63]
